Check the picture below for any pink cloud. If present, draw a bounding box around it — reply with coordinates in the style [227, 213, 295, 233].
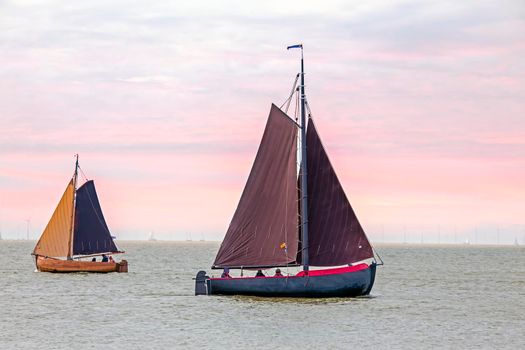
[1, 1, 524, 243]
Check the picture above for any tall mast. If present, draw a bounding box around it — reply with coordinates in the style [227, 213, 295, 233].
[287, 44, 309, 272]
[67, 154, 79, 259]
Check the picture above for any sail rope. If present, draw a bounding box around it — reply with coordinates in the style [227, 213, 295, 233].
[294, 88, 300, 122]
[373, 248, 385, 265]
[77, 165, 90, 185]
[280, 73, 300, 113]
[305, 99, 314, 119]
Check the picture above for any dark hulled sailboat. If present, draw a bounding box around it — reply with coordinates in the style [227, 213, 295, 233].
[195, 45, 380, 297]
[32, 156, 128, 273]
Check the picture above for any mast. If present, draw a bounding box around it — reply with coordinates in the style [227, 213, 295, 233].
[287, 44, 309, 272]
[67, 154, 79, 259]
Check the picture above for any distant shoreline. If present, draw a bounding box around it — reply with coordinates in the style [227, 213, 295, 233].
[1, 239, 521, 247]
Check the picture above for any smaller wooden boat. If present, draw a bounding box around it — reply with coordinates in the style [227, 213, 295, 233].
[36, 255, 128, 273]
[32, 155, 127, 273]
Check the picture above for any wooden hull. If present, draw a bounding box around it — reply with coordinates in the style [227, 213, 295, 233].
[36, 256, 128, 273]
[195, 263, 376, 298]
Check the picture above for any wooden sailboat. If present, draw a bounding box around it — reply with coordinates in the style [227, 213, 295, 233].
[32, 156, 128, 273]
[195, 45, 381, 297]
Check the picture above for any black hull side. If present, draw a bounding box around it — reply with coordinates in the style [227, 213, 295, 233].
[198, 263, 376, 298]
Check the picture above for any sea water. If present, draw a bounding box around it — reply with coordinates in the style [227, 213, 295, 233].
[0, 241, 523, 349]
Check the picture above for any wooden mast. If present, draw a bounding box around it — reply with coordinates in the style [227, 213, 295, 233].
[287, 44, 310, 273]
[67, 154, 79, 259]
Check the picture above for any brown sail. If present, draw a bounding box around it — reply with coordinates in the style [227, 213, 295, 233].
[33, 179, 75, 257]
[213, 104, 299, 268]
[303, 119, 374, 266]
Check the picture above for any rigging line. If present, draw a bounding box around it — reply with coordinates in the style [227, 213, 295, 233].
[280, 93, 294, 113]
[77, 165, 89, 182]
[286, 74, 300, 111]
[280, 73, 300, 112]
[305, 99, 314, 119]
[294, 88, 300, 122]
[373, 248, 385, 266]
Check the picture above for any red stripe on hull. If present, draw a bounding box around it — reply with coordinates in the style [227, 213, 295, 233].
[210, 263, 369, 280]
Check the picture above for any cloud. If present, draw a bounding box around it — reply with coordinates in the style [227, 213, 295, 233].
[1, 0, 524, 240]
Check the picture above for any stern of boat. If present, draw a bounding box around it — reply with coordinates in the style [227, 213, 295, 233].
[195, 270, 210, 295]
[117, 259, 128, 273]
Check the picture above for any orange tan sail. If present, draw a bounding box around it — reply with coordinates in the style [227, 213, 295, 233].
[33, 179, 74, 257]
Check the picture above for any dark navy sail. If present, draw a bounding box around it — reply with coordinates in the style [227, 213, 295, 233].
[72, 180, 119, 255]
[303, 119, 374, 266]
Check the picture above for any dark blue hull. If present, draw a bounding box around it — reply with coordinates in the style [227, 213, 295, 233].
[195, 263, 376, 298]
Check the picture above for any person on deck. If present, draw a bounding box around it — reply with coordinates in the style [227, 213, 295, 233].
[101, 254, 108, 262]
[274, 268, 283, 277]
[91, 257, 96, 262]
[221, 268, 231, 278]
[109, 256, 114, 263]
[255, 270, 265, 277]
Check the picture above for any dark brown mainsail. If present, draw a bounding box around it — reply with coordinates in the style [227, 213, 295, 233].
[303, 119, 374, 266]
[213, 104, 299, 268]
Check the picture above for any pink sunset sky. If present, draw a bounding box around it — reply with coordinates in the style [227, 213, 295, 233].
[1, 1, 524, 243]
